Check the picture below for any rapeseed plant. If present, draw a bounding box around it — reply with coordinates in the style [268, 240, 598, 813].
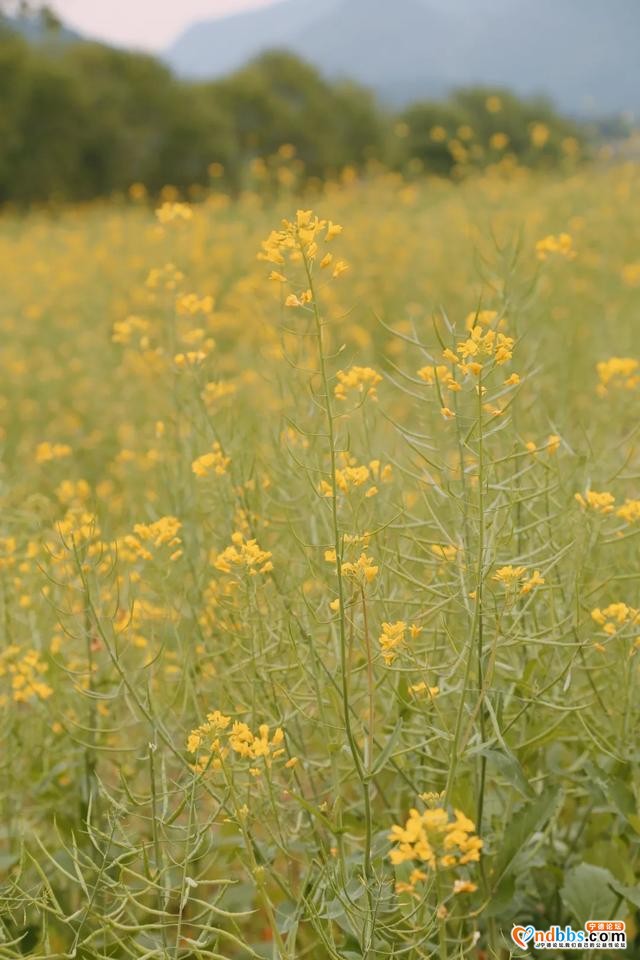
[0, 162, 639, 958]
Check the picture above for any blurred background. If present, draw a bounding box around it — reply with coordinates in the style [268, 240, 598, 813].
[1, 0, 639, 205]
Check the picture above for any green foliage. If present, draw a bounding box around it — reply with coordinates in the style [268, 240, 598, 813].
[399, 87, 585, 178]
[0, 21, 588, 205]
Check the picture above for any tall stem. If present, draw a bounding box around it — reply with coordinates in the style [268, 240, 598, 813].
[302, 251, 373, 886]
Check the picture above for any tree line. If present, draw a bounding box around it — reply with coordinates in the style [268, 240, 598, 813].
[0, 13, 588, 205]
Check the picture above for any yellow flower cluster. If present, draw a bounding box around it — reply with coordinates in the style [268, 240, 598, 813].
[420, 324, 516, 401]
[378, 621, 422, 665]
[285, 290, 313, 308]
[201, 379, 237, 408]
[535, 232, 576, 261]
[591, 603, 640, 638]
[454, 326, 515, 368]
[335, 366, 383, 401]
[57, 509, 101, 549]
[187, 710, 288, 776]
[228, 722, 285, 766]
[56, 479, 91, 505]
[175, 292, 214, 317]
[155, 201, 193, 224]
[493, 565, 545, 594]
[112, 315, 151, 347]
[417, 363, 459, 391]
[575, 490, 616, 514]
[0, 646, 53, 703]
[622, 262, 640, 287]
[389, 804, 482, 895]
[187, 709, 231, 772]
[146, 262, 184, 291]
[260, 209, 343, 267]
[35, 441, 72, 464]
[115, 597, 179, 648]
[212, 532, 273, 576]
[192, 442, 231, 478]
[520, 570, 545, 594]
[339, 552, 379, 584]
[530, 122, 550, 148]
[617, 499, 640, 524]
[174, 350, 207, 368]
[0, 537, 17, 572]
[119, 516, 183, 564]
[319, 454, 392, 499]
[596, 357, 639, 396]
[489, 132, 510, 151]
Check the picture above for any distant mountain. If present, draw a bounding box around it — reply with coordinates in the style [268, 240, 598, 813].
[165, 0, 640, 116]
[167, 0, 337, 80]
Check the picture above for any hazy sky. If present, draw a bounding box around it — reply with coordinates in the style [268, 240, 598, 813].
[49, 0, 278, 50]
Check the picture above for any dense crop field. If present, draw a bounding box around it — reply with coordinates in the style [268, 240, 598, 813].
[1, 163, 640, 958]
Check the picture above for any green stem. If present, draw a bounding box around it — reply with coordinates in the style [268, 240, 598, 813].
[302, 248, 373, 888]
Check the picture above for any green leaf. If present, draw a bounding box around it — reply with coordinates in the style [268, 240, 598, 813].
[483, 873, 516, 918]
[610, 880, 640, 910]
[561, 864, 619, 924]
[607, 778, 636, 818]
[482, 746, 534, 799]
[492, 788, 560, 884]
[368, 718, 403, 779]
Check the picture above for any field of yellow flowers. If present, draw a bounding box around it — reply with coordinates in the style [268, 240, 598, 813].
[1, 162, 640, 959]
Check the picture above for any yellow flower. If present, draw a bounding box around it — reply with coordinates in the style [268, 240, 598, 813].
[489, 132, 509, 151]
[617, 499, 640, 524]
[409, 681, 439, 698]
[389, 803, 482, 883]
[325, 221, 343, 241]
[202, 380, 237, 407]
[596, 357, 639, 395]
[192, 442, 231, 478]
[35, 441, 72, 464]
[493, 565, 527, 586]
[332, 259, 349, 278]
[378, 621, 406, 665]
[521, 570, 545, 594]
[536, 233, 576, 261]
[622, 262, 640, 287]
[591, 603, 639, 644]
[174, 351, 207, 368]
[285, 290, 313, 308]
[155, 201, 193, 224]
[529, 123, 550, 148]
[418, 363, 459, 392]
[335, 366, 383, 401]
[341, 552, 378, 584]
[575, 490, 615, 514]
[453, 879, 478, 894]
[212, 532, 273, 576]
[431, 544, 458, 562]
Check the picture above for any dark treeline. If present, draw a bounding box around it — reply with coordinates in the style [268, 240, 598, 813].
[0, 13, 587, 205]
